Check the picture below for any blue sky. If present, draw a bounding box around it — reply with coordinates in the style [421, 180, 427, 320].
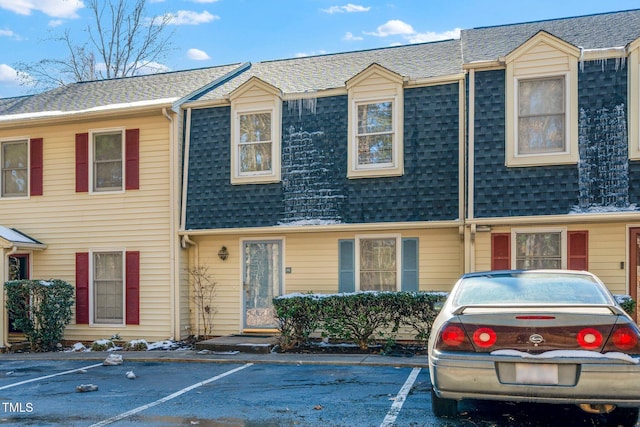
[0, 0, 637, 98]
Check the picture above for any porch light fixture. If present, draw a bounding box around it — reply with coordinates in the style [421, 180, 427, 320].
[218, 246, 229, 261]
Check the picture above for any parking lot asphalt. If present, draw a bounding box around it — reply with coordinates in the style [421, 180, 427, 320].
[0, 348, 430, 368]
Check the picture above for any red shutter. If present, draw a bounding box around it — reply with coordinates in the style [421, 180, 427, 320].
[491, 233, 511, 270]
[568, 231, 588, 271]
[75, 252, 90, 324]
[30, 138, 43, 196]
[125, 251, 140, 325]
[125, 129, 139, 190]
[75, 133, 89, 192]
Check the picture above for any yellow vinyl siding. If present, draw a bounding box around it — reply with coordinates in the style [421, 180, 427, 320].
[0, 113, 175, 342]
[186, 227, 462, 336]
[474, 223, 629, 296]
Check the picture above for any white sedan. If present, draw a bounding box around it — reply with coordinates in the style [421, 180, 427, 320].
[428, 270, 640, 426]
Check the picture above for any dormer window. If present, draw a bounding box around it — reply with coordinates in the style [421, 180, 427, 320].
[347, 64, 404, 178]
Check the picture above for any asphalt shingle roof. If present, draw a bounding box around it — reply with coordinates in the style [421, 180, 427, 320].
[461, 9, 640, 63]
[196, 40, 463, 101]
[0, 64, 244, 118]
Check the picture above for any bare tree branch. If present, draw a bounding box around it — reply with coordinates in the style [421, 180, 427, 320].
[16, 0, 174, 92]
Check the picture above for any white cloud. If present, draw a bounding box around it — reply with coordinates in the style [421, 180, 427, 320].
[343, 32, 363, 41]
[0, 0, 84, 19]
[365, 19, 460, 43]
[164, 10, 219, 25]
[365, 19, 414, 37]
[187, 48, 211, 60]
[322, 4, 370, 14]
[408, 28, 461, 43]
[48, 19, 64, 27]
[0, 29, 15, 37]
[0, 64, 19, 84]
[187, 0, 221, 3]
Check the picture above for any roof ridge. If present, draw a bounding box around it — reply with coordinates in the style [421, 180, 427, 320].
[468, 8, 640, 31]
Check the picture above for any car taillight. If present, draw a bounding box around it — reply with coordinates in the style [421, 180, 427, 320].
[441, 325, 465, 347]
[611, 327, 638, 351]
[472, 327, 497, 348]
[577, 328, 603, 350]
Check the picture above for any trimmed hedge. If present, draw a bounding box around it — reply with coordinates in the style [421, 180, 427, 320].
[273, 291, 447, 351]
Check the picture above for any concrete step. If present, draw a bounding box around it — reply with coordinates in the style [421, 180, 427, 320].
[195, 335, 278, 354]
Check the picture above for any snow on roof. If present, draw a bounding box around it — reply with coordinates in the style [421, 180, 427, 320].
[0, 225, 45, 248]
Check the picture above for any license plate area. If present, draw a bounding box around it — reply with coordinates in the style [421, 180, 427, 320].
[497, 362, 578, 386]
[515, 363, 558, 385]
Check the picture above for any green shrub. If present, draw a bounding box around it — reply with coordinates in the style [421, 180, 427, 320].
[273, 291, 448, 351]
[320, 292, 399, 350]
[4, 279, 74, 352]
[615, 295, 637, 317]
[273, 294, 322, 350]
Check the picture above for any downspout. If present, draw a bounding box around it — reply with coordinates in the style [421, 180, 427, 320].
[466, 69, 476, 273]
[181, 234, 199, 336]
[162, 107, 179, 340]
[458, 76, 467, 276]
[2, 246, 18, 348]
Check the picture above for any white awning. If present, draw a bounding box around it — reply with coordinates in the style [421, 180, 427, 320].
[0, 226, 46, 250]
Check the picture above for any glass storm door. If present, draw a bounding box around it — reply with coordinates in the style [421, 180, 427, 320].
[629, 228, 640, 322]
[242, 240, 282, 329]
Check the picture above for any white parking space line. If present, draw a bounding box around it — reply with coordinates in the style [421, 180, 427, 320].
[379, 367, 421, 427]
[0, 363, 104, 391]
[89, 363, 254, 427]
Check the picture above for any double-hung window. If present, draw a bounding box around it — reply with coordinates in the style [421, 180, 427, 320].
[238, 111, 273, 175]
[356, 101, 395, 168]
[517, 76, 566, 155]
[92, 130, 124, 192]
[92, 251, 124, 325]
[1, 139, 28, 197]
[357, 235, 400, 291]
[513, 229, 564, 270]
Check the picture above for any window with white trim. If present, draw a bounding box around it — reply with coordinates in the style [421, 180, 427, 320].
[504, 33, 579, 167]
[512, 228, 566, 270]
[356, 235, 400, 291]
[347, 64, 404, 178]
[229, 77, 282, 185]
[92, 130, 124, 192]
[92, 251, 124, 325]
[1, 139, 28, 197]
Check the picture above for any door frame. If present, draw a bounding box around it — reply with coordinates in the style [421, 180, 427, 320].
[240, 238, 284, 332]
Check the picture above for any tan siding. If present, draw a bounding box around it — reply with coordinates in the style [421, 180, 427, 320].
[474, 223, 630, 296]
[187, 228, 462, 336]
[0, 113, 175, 343]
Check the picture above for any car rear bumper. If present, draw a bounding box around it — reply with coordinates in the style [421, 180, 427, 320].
[430, 351, 640, 407]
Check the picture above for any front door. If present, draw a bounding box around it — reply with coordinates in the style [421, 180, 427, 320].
[629, 228, 640, 322]
[7, 254, 29, 333]
[242, 240, 282, 330]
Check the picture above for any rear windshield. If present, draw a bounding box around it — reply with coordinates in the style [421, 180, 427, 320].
[453, 273, 611, 306]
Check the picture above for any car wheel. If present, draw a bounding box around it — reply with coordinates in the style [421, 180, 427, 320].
[606, 407, 639, 427]
[431, 389, 457, 417]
